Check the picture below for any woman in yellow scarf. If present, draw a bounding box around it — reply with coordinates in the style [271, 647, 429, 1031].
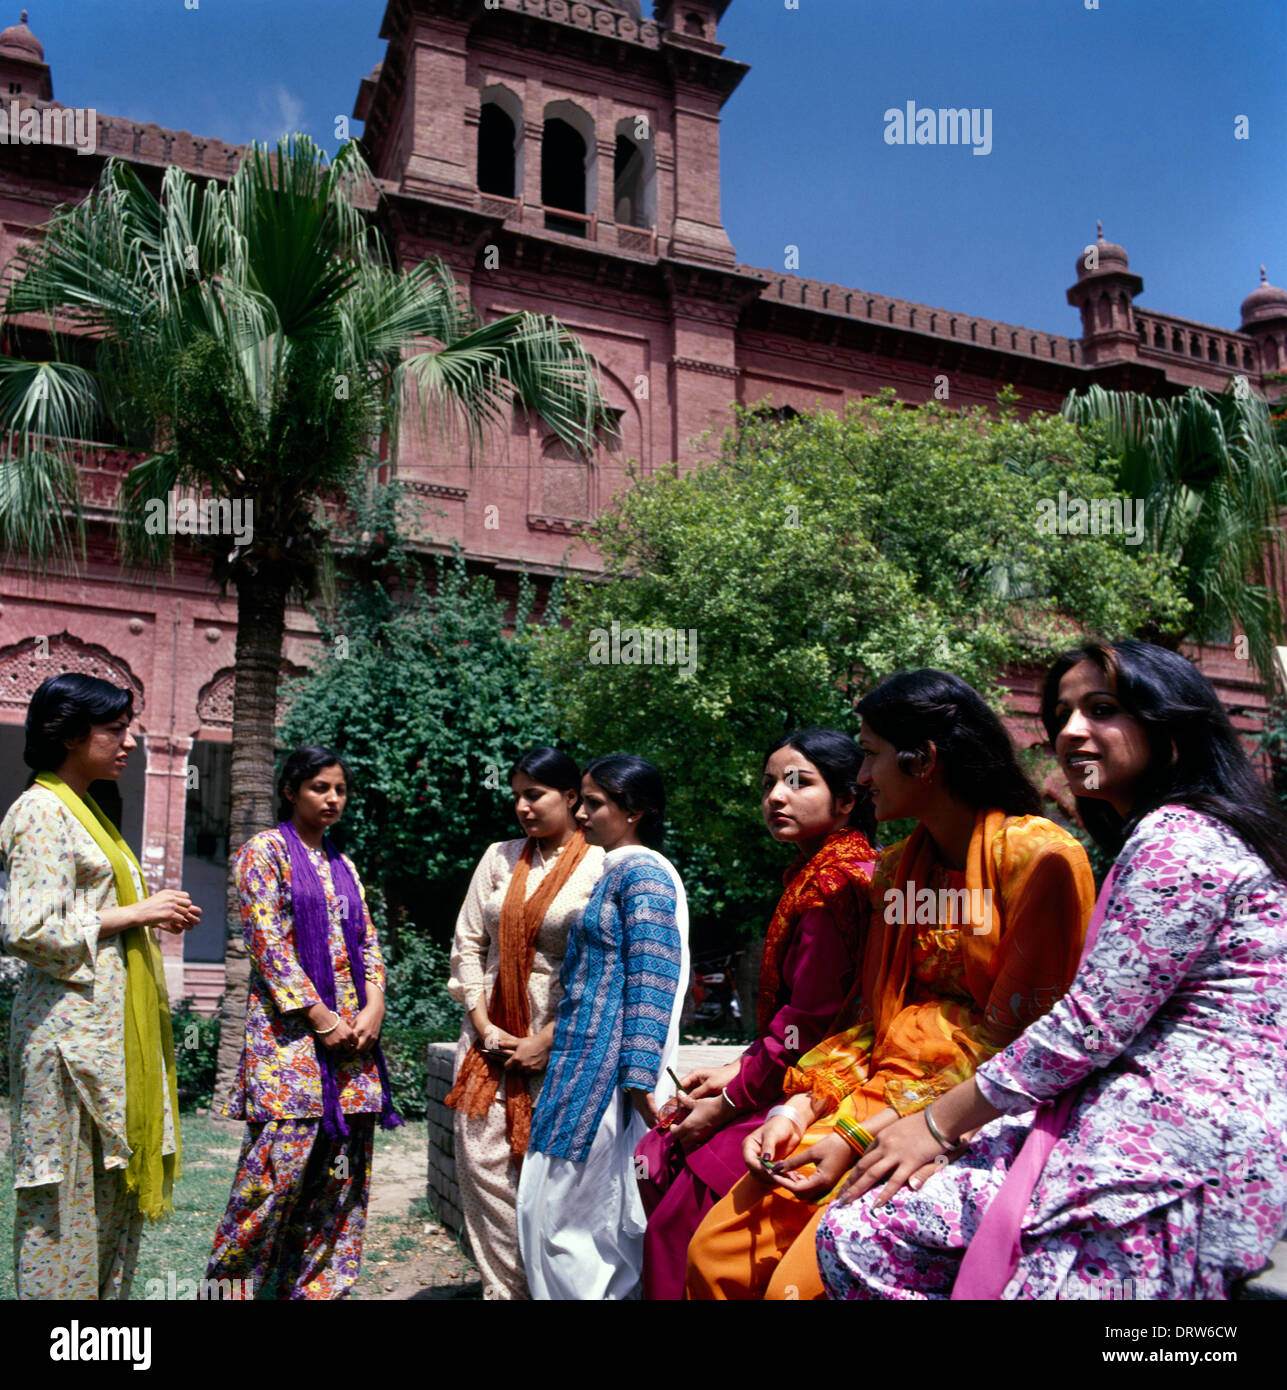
[685, 669, 1095, 1300]
[1, 674, 198, 1299]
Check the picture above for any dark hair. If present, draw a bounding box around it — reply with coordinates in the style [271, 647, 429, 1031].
[1041, 639, 1287, 882]
[583, 754, 667, 846]
[763, 726, 877, 842]
[508, 746, 582, 798]
[276, 745, 352, 823]
[857, 669, 1042, 818]
[24, 673, 134, 772]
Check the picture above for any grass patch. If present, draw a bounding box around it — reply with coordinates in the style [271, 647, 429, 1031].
[1, 1114, 444, 1300]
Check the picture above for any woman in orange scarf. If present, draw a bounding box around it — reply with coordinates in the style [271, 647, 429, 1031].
[446, 747, 604, 1299]
[685, 669, 1095, 1300]
[636, 727, 877, 1300]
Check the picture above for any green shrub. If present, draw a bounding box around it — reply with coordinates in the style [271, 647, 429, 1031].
[170, 996, 222, 1112]
[380, 931, 460, 1120]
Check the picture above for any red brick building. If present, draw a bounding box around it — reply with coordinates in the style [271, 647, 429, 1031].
[1, 2, 1283, 1003]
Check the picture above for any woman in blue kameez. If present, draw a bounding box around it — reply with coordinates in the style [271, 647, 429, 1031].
[517, 755, 689, 1300]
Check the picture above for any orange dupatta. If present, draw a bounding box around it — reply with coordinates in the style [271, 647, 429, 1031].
[757, 829, 877, 1036]
[445, 829, 590, 1156]
[786, 809, 1093, 1116]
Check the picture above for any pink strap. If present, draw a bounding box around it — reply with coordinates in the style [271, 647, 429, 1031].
[950, 864, 1118, 1300]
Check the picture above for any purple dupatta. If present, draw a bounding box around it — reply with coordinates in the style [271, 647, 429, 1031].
[279, 821, 402, 1139]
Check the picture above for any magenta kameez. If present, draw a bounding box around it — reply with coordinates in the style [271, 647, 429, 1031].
[636, 901, 861, 1300]
[817, 807, 1287, 1300]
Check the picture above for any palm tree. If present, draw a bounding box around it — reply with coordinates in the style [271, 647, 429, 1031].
[0, 136, 610, 1109]
[1062, 381, 1287, 685]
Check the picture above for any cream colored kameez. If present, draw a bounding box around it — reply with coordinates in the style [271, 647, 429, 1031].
[447, 836, 603, 1300]
[1, 785, 176, 1299]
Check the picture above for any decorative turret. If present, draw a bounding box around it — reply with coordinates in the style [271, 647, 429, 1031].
[1066, 221, 1144, 366]
[0, 9, 51, 100]
[1241, 267, 1287, 375]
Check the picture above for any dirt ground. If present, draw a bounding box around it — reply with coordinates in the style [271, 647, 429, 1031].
[352, 1119, 481, 1300]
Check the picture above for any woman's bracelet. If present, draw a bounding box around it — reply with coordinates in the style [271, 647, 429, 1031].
[767, 1104, 805, 1137]
[835, 1116, 876, 1155]
[720, 1087, 739, 1113]
[313, 1011, 341, 1037]
[923, 1103, 954, 1150]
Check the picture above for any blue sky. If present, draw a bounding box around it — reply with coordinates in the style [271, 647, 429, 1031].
[28, 0, 1285, 336]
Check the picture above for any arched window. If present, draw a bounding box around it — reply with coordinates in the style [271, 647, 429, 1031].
[542, 101, 595, 236]
[684, 11, 705, 36]
[613, 124, 655, 229]
[478, 104, 516, 198]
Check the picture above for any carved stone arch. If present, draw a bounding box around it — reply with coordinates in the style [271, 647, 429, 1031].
[0, 632, 145, 715]
[195, 661, 310, 734]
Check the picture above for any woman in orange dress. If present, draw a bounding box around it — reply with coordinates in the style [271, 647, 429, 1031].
[685, 669, 1095, 1299]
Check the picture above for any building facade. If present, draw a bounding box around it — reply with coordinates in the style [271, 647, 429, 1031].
[1, 1, 1284, 1002]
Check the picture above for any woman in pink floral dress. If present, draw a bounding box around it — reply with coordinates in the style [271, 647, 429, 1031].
[818, 640, 1287, 1300]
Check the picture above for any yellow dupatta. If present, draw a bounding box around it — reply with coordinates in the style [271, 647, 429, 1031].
[35, 772, 182, 1219]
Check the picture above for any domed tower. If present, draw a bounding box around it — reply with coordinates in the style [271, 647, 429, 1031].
[1240, 267, 1287, 375]
[0, 9, 51, 100]
[1066, 221, 1144, 366]
[354, 0, 744, 268]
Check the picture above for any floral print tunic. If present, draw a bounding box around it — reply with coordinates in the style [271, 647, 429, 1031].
[224, 829, 387, 1121]
[1, 785, 175, 1185]
[818, 806, 1287, 1299]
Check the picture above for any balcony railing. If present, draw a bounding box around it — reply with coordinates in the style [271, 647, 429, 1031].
[476, 193, 658, 255]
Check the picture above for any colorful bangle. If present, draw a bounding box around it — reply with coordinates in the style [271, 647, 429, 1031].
[923, 1104, 954, 1150]
[767, 1104, 805, 1136]
[835, 1116, 875, 1154]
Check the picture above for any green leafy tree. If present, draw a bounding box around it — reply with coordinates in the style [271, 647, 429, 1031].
[1062, 381, 1287, 683]
[278, 549, 566, 941]
[539, 394, 1189, 936]
[0, 136, 609, 1109]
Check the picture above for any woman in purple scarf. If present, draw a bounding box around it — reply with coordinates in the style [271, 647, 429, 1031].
[206, 746, 400, 1299]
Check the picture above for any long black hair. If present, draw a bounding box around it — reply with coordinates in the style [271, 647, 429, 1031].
[763, 726, 877, 842]
[1042, 639, 1287, 882]
[857, 669, 1041, 818]
[583, 754, 667, 846]
[24, 673, 134, 772]
[276, 745, 352, 823]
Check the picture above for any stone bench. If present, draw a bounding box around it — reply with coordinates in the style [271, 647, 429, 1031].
[424, 1040, 1286, 1298]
